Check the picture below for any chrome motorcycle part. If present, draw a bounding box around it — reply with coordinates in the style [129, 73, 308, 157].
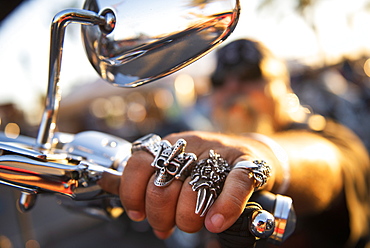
[249, 209, 275, 238]
[18, 192, 38, 212]
[61, 131, 132, 172]
[37, 9, 115, 149]
[37, 0, 240, 151]
[0, 131, 130, 215]
[268, 194, 295, 245]
[81, 0, 240, 88]
[250, 191, 296, 245]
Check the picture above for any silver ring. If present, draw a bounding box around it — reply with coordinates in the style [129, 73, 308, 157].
[131, 133, 162, 157]
[189, 150, 230, 217]
[233, 160, 271, 190]
[151, 139, 197, 187]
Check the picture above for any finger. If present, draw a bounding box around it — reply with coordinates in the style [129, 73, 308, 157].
[204, 168, 255, 233]
[120, 151, 155, 221]
[175, 177, 204, 233]
[145, 174, 183, 234]
[98, 172, 121, 195]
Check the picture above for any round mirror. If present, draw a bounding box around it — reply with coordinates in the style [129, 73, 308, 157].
[82, 0, 240, 87]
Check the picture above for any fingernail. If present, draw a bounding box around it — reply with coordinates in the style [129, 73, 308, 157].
[210, 213, 225, 229]
[127, 210, 144, 221]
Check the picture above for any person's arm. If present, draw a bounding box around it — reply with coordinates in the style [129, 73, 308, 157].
[271, 130, 343, 215]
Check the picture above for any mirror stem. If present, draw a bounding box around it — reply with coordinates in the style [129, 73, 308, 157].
[36, 9, 109, 150]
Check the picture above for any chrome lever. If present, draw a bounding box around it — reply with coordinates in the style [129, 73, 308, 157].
[18, 192, 37, 212]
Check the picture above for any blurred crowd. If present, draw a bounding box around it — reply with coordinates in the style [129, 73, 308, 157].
[291, 57, 370, 152]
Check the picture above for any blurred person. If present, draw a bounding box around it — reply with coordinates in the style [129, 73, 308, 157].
[207, 38, 370, 247]
[209, 39, 299, 135]
[99, 39, 370, 248]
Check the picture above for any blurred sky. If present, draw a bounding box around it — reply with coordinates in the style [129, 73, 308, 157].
[0, 0, 370, 115]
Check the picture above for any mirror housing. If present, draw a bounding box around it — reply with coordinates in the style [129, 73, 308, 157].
[82, 0, 240, 87]
[37, 0, 239, 149]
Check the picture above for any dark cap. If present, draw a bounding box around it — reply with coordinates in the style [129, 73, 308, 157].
[211, 39, 270, 88]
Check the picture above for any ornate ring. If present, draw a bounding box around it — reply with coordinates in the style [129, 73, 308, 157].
[151, 139, 197, 187]
[233, 160, 271, 190]
[131, 133, 162, 157]
[189, 150, 230, 217]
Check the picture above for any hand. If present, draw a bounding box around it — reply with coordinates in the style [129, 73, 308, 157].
[99, 131, 272, 239]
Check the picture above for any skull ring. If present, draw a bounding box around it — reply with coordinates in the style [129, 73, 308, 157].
[151, 139, 197, 187]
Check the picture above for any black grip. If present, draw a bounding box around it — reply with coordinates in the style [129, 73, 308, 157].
[218, 202, 262, 248]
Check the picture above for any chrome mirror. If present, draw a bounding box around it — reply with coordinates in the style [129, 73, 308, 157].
[81, 0, 240, 87]
[37, 0, 240, 149]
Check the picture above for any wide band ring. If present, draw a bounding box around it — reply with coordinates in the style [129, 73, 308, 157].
[233, 160, 271, 190]
[151, 139, 197, 187]
[189, 150, 230, 217]
[131, 133, 162, 157]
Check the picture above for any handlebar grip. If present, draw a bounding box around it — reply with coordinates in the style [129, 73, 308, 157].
[217, 202, 262, 248]
[217, 191, 296, 248]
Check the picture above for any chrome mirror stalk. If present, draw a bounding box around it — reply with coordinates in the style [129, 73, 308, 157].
[36, 9, 115, 149]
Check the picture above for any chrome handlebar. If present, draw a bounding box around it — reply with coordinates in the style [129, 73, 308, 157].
[0, 131, 130, 212]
